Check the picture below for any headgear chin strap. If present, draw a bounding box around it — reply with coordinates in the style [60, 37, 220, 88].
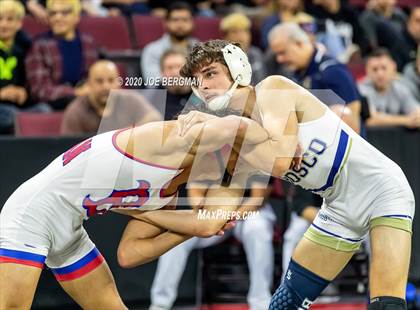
[193, 44, 252, 112]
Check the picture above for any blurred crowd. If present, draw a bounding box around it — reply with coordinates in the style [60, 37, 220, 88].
[0, 0, 419, 136]
[1, 1, 419, 309]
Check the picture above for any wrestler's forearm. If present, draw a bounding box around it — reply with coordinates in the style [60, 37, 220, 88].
[140, 209, 231, 238]
[233, 116, 270, 145]
[131, 187, 244, 238]
[125, 231, 191, 267]
[187, 115, 269, 154]
[237, 138, 298, 178]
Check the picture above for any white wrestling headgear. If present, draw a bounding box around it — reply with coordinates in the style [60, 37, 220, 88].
[193, 43, 252, 111]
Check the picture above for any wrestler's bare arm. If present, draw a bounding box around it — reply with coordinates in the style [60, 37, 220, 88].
[177, 111, 271, 152]
[237, 76, 301, 177]
[130, 182, 245, 237]
[179, 115, 269, 156]
[116, 182, 245, 267]
[117, 218, 191, 267]
[124, 117, 268, 170]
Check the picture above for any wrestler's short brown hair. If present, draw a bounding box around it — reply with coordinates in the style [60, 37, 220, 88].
[180, 40, 240, 79]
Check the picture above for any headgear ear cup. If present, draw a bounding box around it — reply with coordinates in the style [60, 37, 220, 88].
[194, 43, 253, 112]
[221, 44, 252, 86]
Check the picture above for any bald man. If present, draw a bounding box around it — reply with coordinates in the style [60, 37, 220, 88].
[61, 60, 162, 136]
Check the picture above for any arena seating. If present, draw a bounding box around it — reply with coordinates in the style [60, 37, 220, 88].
[79, 16, 132, 51]
[22, 16, 48, 38]
[15, 112, 64, 137]
[23, 16, 132, 52]
[23, 15, 223, 54]
[132, 15, 164, 49]
[192, 17, 222, 42]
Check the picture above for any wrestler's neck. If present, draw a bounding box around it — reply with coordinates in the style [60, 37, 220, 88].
[228, 85, 256, 117]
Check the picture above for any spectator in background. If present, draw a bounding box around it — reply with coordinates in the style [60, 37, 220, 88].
[297, 15, 347, 62]
[358, 48, 420, 128]
[304, 0, 369, 59]
[359, 0, 407, 50]
[159, 49, 192, 120]
[25, 0, 98, 110]
[403, 47, 420, 102]
[260, 0, 312, 50]
[0, 0, 50, 134]
[220, 13, 266, 84]
[141, 2, 197, 84]
[100, 0, 150, 16]
[25, 0, 49, 24]
[82, 0, 121, 16]
[207, 0, 268, 16]
[24, 0, 120, 19]
[377, 7, 420, 71]
[26, 0, 48, 25]
[262, 16, 346, 77]
[268, 23, 362, 133]
[149, 177, 276, 310]
[61, 60, 161, 135]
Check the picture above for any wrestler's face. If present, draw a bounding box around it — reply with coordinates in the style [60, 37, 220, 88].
[194, 62, 233, 102]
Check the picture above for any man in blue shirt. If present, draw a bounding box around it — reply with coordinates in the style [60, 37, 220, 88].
[268, 22, 361, 133]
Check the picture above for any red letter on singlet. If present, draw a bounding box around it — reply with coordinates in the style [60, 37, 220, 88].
[62, 138, 92, 166]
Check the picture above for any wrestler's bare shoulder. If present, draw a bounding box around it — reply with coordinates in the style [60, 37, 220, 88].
[258, 75, 301, 90]
[256, 75, 327, 123]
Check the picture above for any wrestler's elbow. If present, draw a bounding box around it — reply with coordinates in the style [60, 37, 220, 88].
[117, 244, 134, 268]
[220, 115, 242, 140]
[232, 116, 268, 144]
[117, 241, 149, 268]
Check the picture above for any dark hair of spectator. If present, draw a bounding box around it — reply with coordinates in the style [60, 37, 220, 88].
[368, 48, 394, 61]
[166, 2, 194, 20]
[180, 40, 241, 79]
[160, 48, 188, 71]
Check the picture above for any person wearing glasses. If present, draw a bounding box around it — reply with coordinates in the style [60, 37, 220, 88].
[25, 0, 98, 110]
